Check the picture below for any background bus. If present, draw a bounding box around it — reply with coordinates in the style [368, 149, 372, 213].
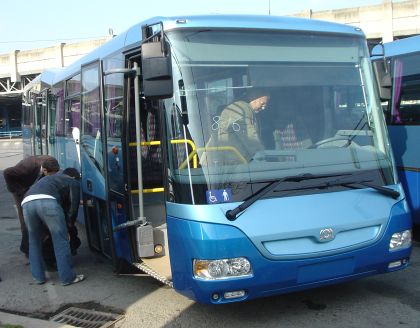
[0, 107, 22, 138]
[372, 35, 420, 234]
[23, 15, 412, 304]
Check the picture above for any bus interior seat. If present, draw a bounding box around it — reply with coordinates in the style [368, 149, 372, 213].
[273, 120, 312, 150]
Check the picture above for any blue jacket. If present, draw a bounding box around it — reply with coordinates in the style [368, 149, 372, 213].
[24, 173, 80, 223]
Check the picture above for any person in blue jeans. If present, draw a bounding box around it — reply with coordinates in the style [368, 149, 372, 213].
[22, 158, 84, 286]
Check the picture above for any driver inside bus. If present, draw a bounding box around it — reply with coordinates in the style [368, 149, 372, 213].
[215, 88, 269, 162]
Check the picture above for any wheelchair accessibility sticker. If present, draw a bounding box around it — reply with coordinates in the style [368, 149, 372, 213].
[206, 189, 232, 204]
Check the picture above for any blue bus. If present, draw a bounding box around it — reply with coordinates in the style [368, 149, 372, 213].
[372, 36, 420, 232]
[22, 15, 412, 304]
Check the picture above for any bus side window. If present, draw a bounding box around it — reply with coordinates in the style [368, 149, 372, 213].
[388, 54, 420, 125]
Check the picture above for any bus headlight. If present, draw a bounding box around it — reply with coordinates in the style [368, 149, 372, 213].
[389, 230, 412, 250]
[193, 257, 252, 280]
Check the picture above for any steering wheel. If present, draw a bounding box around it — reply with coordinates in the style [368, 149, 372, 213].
[310, 136, 355, 149]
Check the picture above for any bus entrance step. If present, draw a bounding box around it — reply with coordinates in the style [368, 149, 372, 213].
[133, 261, 174, 288]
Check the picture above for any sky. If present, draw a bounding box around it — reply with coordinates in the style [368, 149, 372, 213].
[0, 0, 388, 54]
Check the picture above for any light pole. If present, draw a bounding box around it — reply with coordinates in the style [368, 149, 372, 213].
[268, 0, 271, 15]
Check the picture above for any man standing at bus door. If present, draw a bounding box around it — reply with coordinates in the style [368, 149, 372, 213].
[21, 159, 84, 285]
[3, 155, 58, 259]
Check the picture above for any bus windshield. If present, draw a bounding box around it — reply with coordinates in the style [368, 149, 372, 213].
[163, 29, 395, 205]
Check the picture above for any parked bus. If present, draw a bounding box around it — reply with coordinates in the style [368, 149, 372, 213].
[372, 36, 420, 232]
[22, 15, 412, 304]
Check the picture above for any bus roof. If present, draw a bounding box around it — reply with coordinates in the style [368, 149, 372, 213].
[372, 35, 420, 58]
[39, 15, 366, 85]
[149, 15, 363, 35]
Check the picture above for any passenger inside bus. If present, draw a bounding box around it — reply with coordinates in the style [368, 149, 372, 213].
[201, 88, 269, 164]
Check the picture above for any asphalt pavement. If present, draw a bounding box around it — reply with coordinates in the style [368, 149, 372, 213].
[0, 139, 134, 327]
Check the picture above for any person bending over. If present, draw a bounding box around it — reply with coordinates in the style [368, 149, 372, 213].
[21, 158, 84, 286]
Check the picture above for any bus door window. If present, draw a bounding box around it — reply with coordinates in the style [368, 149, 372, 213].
[81, 63, 104, 174]
[64, 90, 81, 169]
[34, 93, 43, 155]
[65, 74, 81, 168]
[47, 93, 56, 155]
[40, 91, 48, 154]
[80, 61, 112, 258]
[104, 56, 125, 194]
[51, 84, 65, 164]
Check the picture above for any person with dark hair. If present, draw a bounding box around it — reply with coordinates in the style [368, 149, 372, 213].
[3, 155, 59, 258]
[40, 157, 60, 174]
[22, 162, 84, 285]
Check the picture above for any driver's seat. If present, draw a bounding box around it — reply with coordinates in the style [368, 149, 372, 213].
[273, 119, 312, 150]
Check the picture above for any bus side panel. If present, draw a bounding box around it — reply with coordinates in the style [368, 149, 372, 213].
[167, 201, 411, 304]
[109, 195, 132, 263]
[389, 125, 420, 225]
[397, 169, 420, 225]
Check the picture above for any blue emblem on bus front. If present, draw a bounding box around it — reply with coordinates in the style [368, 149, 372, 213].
[206, 189, 232, 204]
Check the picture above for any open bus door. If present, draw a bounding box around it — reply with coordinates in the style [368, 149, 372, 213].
[80, 60, 113, 259]
[79, 36, 174, 283]
[116, 50, 172, 283]
[98, 39, 173, 282]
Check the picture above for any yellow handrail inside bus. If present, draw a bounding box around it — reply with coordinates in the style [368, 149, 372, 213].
[128, 139, 197, 194]
[128, 139, 198, 168]
[126, 143, 247, 194]
[201, 146, 247, 163]
[131, 187, 165, 194]
[179, 146, 247, 169]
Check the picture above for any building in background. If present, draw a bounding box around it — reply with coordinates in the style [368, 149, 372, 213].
[292, 0, 420, 46]
[0, 37, 112, 138]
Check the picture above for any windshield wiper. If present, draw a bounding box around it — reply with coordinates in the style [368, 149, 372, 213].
[276, 177, 400, 200]
[225, 173, 348, 221]
[333, 179, 400, 199]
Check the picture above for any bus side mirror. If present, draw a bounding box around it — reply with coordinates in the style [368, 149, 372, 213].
[372, 60, 391, 101]
[141, 42, 173, 99]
